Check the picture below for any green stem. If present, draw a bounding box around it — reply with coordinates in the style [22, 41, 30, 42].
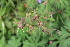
[2, 22, 5, 36]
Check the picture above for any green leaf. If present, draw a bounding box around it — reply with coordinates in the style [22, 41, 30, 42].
[0, 36, 5, 47]
[8, 36, 21, 47]
[37, 39, 47, 46]
[48, 18, 55, 21]
[49, 36, 59, 40]
[0, 7, 6, 16]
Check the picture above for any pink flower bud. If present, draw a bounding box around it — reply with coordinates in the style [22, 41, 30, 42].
[49, 41, 53, 44]
[15, 17, 19, 18]
[18, 26, 23, 29]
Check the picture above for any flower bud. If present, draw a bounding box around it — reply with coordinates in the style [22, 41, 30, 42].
[49, 41, 53, 44]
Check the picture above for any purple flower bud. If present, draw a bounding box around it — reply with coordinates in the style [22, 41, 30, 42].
[38, 0, 42, 3]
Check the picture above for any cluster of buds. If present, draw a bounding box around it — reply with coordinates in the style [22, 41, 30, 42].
[43, 1, 48, 6]
[38, 21, 43, 26]
[13, 17, 25, 29]
[34, 9, 37, 14]
[33, 15, 39, 20]
[17, 18, 25, 29]
[26, 24, 34, 30]
[17, 21, 23, 29]
[26, 13, 31, 17]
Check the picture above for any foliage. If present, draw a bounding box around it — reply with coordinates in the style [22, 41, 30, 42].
[0, 0, 70, 47]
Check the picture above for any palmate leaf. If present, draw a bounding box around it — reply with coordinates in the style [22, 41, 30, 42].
[37, 3, 45, 14]
[48, 41, 60, 47]
[47, 18, 55, 21]
[25, 34, 36, 44]
[26, 0, 38, 8]
[49, 36, 59, 40]
[60, 27, 68, 35]
[64, 20, 70, 31]
[23, 40, 34, 47]
[17, 28, 26, 41]
[35, 30, 41, 43]
[23, 29, 48, 47]
[58, 22, 70, 47]
[35, 30, 48, 47]
[8, 36, 21, 47]
[59, 27, 70, 40]
[37, 39, 47, 46]
[59, 38, 70, 47]
[48, 21, 70, 47]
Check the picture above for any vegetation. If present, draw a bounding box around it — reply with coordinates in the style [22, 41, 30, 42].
[0, 0, 70, 47]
